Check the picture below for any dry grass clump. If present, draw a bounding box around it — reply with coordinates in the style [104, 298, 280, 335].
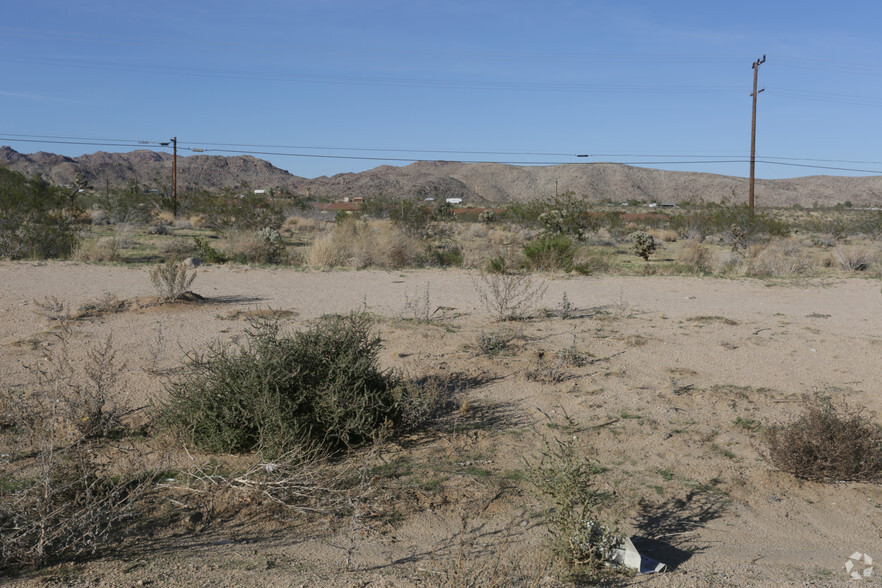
[765, 396, 882, 483]
[222, 228, 285, 265]
[831, 245, 874, 272]
[744, 239, 815, 277]
[158, 238, 197, 259]
[679, 239, 713, 274]
[307, 218, 421, 268]
[283, 215, 320, 233]
[72, 237, 121, 262]
[650, 229, 678, 243]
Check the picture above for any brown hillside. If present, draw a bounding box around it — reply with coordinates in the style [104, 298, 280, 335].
[3, 146, 882, 207]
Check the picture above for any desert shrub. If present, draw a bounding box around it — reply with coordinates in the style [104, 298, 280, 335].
[473, 270, 548, 321]
[630, 230, 656, 261]
[536, 192, 600, 241]
[679, 239, 712, 274]
[474, 328, 517, 355]
[72, 237, 122, 263]
[505, 200, 547, 228]
[192, 236, 229, 264]
[428, 244, 463, 267]
[650, 229, 678, 243]
[0, 168, 79, 259]
[199, 192, 285, 232]
[149, 259, 197, 301]
[161, 313, 425, 457]
[386, 198, 436, 239]
[572, 248, 612, 275]
[832, 245, 873, 272]
[223, 227, 285, 265]
[670, 204, 790, 243]
[159, 237, 197, 260]
[523, 235, 575, 272]
[1, 326, 149, 573]
[307, 218, 421, 268]
[478, 209, 496, 224]
[744, 239, 814, 277]
[531, 437, 623, 572]
[94, 185, 156, 226]
[765, 397, 882, 482]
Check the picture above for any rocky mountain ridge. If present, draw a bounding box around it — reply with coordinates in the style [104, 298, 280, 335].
[3, 146, 882, 207]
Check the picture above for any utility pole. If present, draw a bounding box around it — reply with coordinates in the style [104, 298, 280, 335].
[171, 136, 178, 219]
[749, 55, 766, 216]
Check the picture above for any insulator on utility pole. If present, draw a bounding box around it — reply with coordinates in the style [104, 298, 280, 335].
[749, 55, 766, 216]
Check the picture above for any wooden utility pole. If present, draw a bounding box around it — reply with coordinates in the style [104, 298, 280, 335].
[171, 136, 178, 219]
[749, 56, 766, 216]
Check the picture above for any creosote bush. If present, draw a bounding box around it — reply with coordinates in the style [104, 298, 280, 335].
[523, 234, 575, 272]
[161, 313, 425, 457]
[765, 396, 882, 483]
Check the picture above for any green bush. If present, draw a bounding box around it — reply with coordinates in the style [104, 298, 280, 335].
[389, 199, 436, 239]
[95, 184, 156, 226]
[192, 236, 229, 264]
[199, 192, 284, 232]
[161, 313, 417, 457]
[0, 168, 78, 259]
[669, 204, 790, 242]
[531, 437, 623, 571]
[523, 235, 575, 271]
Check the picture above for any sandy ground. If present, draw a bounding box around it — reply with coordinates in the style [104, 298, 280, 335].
[2, 261, 882, 586]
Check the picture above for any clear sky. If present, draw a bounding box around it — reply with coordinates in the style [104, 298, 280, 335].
[2, 1, 881, 180]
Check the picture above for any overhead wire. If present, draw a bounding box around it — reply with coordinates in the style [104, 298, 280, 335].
[3, 133, 882, 174]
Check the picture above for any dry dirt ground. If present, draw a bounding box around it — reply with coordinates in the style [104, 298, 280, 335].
[2, 261, 882, 587]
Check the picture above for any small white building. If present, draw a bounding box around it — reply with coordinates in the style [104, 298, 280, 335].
[445, 198, 463, 205]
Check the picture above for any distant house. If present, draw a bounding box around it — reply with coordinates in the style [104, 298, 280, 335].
[254, 189, 266, 195]
[445, 197, 463, 205]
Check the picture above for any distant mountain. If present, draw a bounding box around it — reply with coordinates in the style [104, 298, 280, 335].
[302, 160, 882, 208]
[3, 146, 882, 207]
[0, 146, 304, 192]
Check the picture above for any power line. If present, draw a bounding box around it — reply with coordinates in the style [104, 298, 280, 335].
[0, 55, 744, 94]
[3, 134, 882, 174]
[8, 133, 882, 164]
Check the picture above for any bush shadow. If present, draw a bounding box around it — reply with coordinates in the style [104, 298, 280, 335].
[630, 489, 728, 570]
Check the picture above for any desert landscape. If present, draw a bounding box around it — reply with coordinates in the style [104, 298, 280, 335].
[2, 260, 882, 587]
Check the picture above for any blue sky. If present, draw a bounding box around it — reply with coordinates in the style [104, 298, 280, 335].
[2, 1, 882, 180]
